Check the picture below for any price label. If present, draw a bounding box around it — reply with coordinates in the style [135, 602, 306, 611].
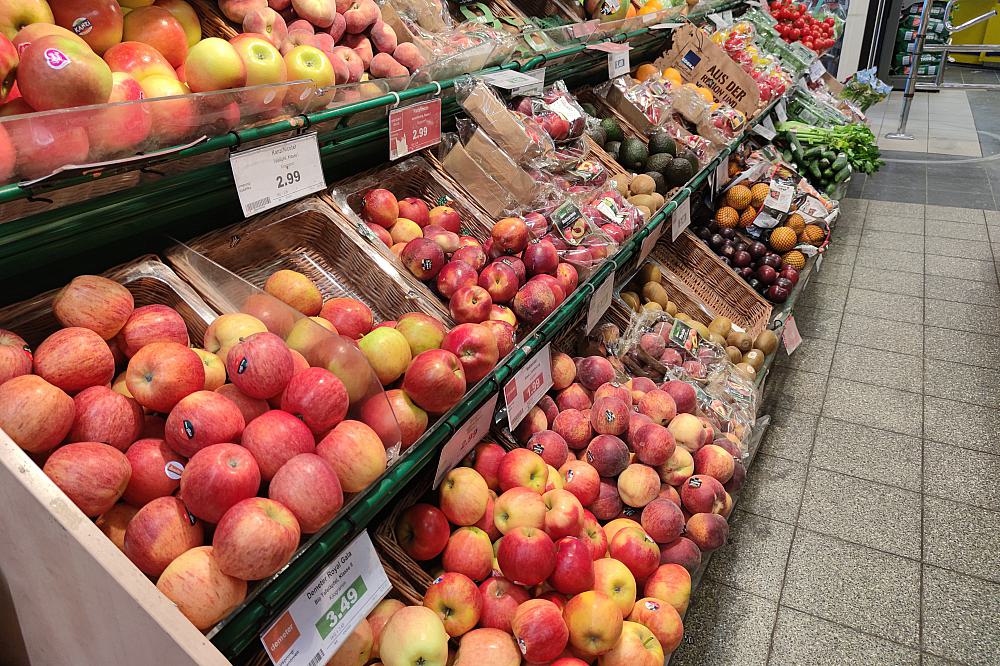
[671, 198, 691, 241]
[707, 13, 726, 27]
[586, 271, 615, 333]
[638, 223, 663, 262]
[809, 60, 826, 82]
[586, 42, 631, 79]
[482, 69, 546, 90]
[504, 343, 553, 430]
[775, 99, 788, 123]
[433, 394, 499, 488]
[230, 133, 325, 218]
[650, 22, 683, 29]
[714, 157, 729, 194]
[512, 68, 546, 96]
[261, 531, 390, 666]
[782, 316, 802, 354]
[816, 253, 824, 272]
[753, 118, 777, 140]
[388, 98, 441, 161]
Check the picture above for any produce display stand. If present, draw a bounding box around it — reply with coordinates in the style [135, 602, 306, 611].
[0, 2, 858, 662]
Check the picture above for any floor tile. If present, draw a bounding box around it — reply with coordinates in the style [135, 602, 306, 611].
[788, 305, 842, 342]
[923, 441, 1000, 511]
[924, 299, 1000, 333]
[811, 260, 853, 287]
[923, 205, 986, 225]
[837, 312, 923, 357]
[704, 510, 794, 601]
[811, 418, 922, 492]
[866, 201, 925, 219]
[926, 189, 996, 210]
[822, 377, 923, 437]
[822, 242, 859, 266]
[845, 288, 924, 324]
[738, 453, 807, 524]
[802, 282, 850, 312]
[782, 530, 921, 647]
[985, 209, 1000, 226]
[861, 230, 925, 254]
[864, 184, 927, 205]
[923, 495, 1000, 584]
[865, 213, 922, 234]
[923, 218, 987, 241]
[924, 358, 1000, 409]
[761, 367, 829, 416]
[669, 579, 776, 666]
[758, 408, 817, 463]
[775, 336, 836, 374]
[922, 566, 1000, 665]
[768, 606, 920, 666]
[851, 265, 924, 297]
[855, 247, 925, 274]
[798, 468, 921, 558]
[924, 274, 1000, 307]
[924, 254, 998, 284]
[923, 397, 1000, 455]
[839, 198, 869, 218]
[920, 654, 965, 666]
[829, 343, 923, 394]
[832, 227, 863, 246]
[925, 236, 995, 261]
[924, 326, 1000, 369]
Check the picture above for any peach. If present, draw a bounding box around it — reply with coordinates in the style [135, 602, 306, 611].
[725, 459, 746, 495]
[576, 356, 614, 391]
[552, 409, 592, 450]
[392, 41, 426, 72]
[659, 483, 681, 507]
[556, 383, 592, 411]
[587, 478, 623, 521]
[643, 563, 691, 614]
[640, 498, 683, 544]
[452, 246, 487, 272]
[243, 7, 287, 48]
[657, 446, 693, 486]
[628, 377, 657, 404]
[685, 512, 728, 551]
[637, 389, 676, 426]
[593, 381, 631, 405]
[526, 430, 568, 469]
[514, 405, 547, 444]
[632, 423, 675, 466]
[551, 351, 576, 390]
[638, 332, 665, 358]
[658, 536, 702, 572]
[584, 434, 629, 477]
[291, 0, 336, 27]
[692, 444, 735, 483]
[590, 396, 629, 437]
[331, 46, 363, 83]
[679, 474, 726, 515]
[616, 464, 660, 508]
[342, 33, 373, 67]
[661, 379, 696, 414]
[668, 412, 709, 453]
[537, 395, 559, 427]
[720, 491, 734, 518]
[343, 0, 378, 34]
[512, 279, 556, 326]
[626, 412, 653, 446]
[325, 11, 346, 42]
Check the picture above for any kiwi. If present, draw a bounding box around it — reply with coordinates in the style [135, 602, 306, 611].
[642, 282, 669, 307]
[628, 194, 658, 211]
[639, 263, 661, 284]
[649, 192, 665, 210]
[734, 362, 757, 380]
[664, 301, 677, 316]
[709, 316, 733, 339]
[675, 312, 691, 322]
[643, 302, 663, 312]
[611, 173, 630, 196]
[709, 332, 727, 347]
[691, 321, 711, 340]
[630, 174, 656, 196]
[743, 349, 765, 371]
[637, 205, 652, 219]
[754, 329, 779, 355]
[727, 330, 752, 353]
[726, 345, 743, 364]
[621, 291, 642, 312]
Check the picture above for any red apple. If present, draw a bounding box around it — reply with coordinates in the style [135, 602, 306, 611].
[511, 599, 569, 663]
[42, 441, 131, 517]
[396, 503, 450, 560]
[268, 452, 343, 534]
[428, 205, 460, 233]
[180, 442, 261, 524]
[123, 437, 186, 506]
[34, 327, 115, 394]
[548, 536, 595, 595]
[401, 238, 446, 281]
[0, 329, 31, 385]
[422, 571, 483, 637]
[466, 441, 506, 492]
[123, 495, 204, 576]
[441, 323, 499, 385]
[126, 341, 205, 413]
[481, 320, 514, 360]
[241, 410, 315, 480]
[478, 576, 529, 633]
[609, 526, 660, 582]
[122, 6, 187, 68]
[155, 546, 247, 631]
[398, 196, 429, 227]
[522, 239, 559, 276]
[451, 245, 487, 272]
[164, 390, 246, 458]
[542, 487, 584, 539]
[316, 420, 386, 493]
[213, 497, 300, 580]
[559, 459, 600, 506]
[280, 366, 349, 435]
[68, 385, 143, 451]
[53, 274, 134, 340]
[401, 349, 466, 415]
[115, 304, 188, 357]
[449, 285, 492, 324]
[435, 260, 478, 300]
[496, 526, 555, 586]
[51, 0, 124, 55]
[362, 188, 398, 228]
[319, 298, 373, 339]
[442, 526, 493, 581]
[224, 331, 294, 400]
[17, 34, 113, 110]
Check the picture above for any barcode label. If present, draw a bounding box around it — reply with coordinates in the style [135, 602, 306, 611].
[246, 196, 272, 214]
[229, 133, 325, 218]
[307, 650, 324, 666]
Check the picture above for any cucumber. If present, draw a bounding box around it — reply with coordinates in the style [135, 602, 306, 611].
[803, 147, 823, 159]
[833, 164, 852, 183]
[808, 162, 822, 180]
[818, 157, 831, 169]
[822, 168, 834, 179]
[832, 154, 849, 170]
[822, 150, 836, 161]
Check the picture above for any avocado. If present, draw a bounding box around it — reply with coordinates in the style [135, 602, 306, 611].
[681, 151, 699, 173]
[619, 138, 649, 171]
[605, 141, 621, 159]
[600, 118, 624, 143]
[644, 171, 667, 194]
[646, 153, 673, 175]
[581, 102, 599, 117]
[665, 158, 694, 187]
[586, 126, 607, 147]
[648, 131, 676, 156]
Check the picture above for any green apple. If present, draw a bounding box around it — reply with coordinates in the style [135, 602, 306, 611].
[283, 44, 334, 105]
[183, 37, 245, 93]
[0, 0, 54, 40]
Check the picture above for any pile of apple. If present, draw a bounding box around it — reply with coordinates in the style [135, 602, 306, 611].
[359, 187, 582, 332]
[383, 352, 743, 663]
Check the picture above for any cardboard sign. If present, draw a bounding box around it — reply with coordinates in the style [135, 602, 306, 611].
[639, 223, 663, 262]
[782, 316, 802, 355]
[230, 133, 325, 217]
[261, 532, 391, 666]
[653, 24, 760, 116]
[504, 344, 553, 430]
[388, 98, 441, 161]
[714, 157, 729, 194]
[671, 198, 691, 241]
[434, 395, 499, 488]
[586, 271, 615, 333]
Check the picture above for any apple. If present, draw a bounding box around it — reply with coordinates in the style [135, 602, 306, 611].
[397, 197, 429, 227]
[213, 497, 300, 580]
[451, 246, 487, 272]
[423, 571, 482, 637]
[358, 327, 412, 386]
[180, 442, 261, 524]
[156, 546, 247, 631]
[316, 420, 387, 493]
[229, 33, 286, 113]
[0, 329, 31, 385]
[50, 0, 123, 55]
[478, 576, 529, 632]
[3, 109, 92, 180]
[164, 390, 245, 457]
[122, 437, 184, 506]
[102, 40, 175, 81]
[123, 495, 204, 576]
[284, 44, 335, 101]
[319, 298, 372, 339]
[441, 323, 498, 385]
[643, 563, 691, 614]
[156, 0, 200, 46]
[379, 606, 449, 666]
[183, 36, 246, 93]
[122, 6, 187, 68]
[563, 590, 623, 657]
[401, 349, 466, 415]
[96, 503, 138, 552]
[542, 488, 584, 540]
[265, 453, 341, 534]
[0, 375, 71, 453]
[215, 383, 268, 424]
[137, 72, 199, 143]
[480, 320, 514, 360]
[442, 526, 493, 581]
[512, 279, 556, 326]
[628, 598, 683, 655]
[559, 460, 600, 506]
[16, 34, 113, 110]
[434, 260, 477, 300]
[609, 526, 659, 582]
[511, 599, 569, 663]
[360, 388, 424, 450]
[496, 526, 555, 586]
[493, 486, 545, 534]
[449, 285, 492, 324]
[239, 409, 315, 480]
[396, 503, 450, 560]
[223, 331, 293, 400]
[601, 621, 663, 666]
[439, 466, 489, 526]
[327, 618, 373, 666]
[32, 327, 114, 395]
[548, 536, 595, 595]
[53, 274, 134, 340]
[280, 366, 348, 435]
[593, 557, 636, 617]
[465, 441, 505, 491]
[368, 598, 405, 659]
[497, 448, 548, 494]
[394, 312, 445, 357]
[42, 441, 131, 517]
[453, 628, 519, 666]
[428, 205, 460, 233]
[68, 385, 143, 451]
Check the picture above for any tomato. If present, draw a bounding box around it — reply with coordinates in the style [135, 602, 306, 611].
[790, 28, 801, 39]
[825, 16, 835, 24]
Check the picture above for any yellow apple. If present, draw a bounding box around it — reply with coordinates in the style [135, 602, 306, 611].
[191, 347, 226, 390]
[203, 313, 267, 364]
[358, 327, 411, 385]
[593, 558, 636, 617]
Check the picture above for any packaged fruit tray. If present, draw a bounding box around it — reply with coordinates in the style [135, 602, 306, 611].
[163, 197, 455, 326]
[649, 230, 772, 338]
[0, 255, 216, 346]
[617, 259, 719, 330]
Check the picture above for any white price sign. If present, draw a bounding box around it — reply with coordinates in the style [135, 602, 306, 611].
[782, 316, 802, 355]
[586, 271, 615, 333]
[261, 531, 391, 666]
[671, 198, 691, 241]
[504, 343, 553, 430]
[433, 394, 499, 488]
[513, 68, 546, 96]
[482, 69, 546, 91]
[753, 117, 777, 140]
[650, 22, 683, 29]
[230, 133, 326, 218]
[587, 43, 631, 79]
[809, 60, 826, 82]
[775, 99, 788, 123]
[638, 223, 663, 262]
[714, 157, 729, 194]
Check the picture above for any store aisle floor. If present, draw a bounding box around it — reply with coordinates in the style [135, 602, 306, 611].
[670, 198, 1000, 666]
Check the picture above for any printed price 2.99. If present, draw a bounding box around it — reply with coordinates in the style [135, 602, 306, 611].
[276, 171, 301, 188]
[411, 126, 429, 141]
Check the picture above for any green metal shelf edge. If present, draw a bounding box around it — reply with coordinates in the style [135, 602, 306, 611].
[209, 90, 781, 660]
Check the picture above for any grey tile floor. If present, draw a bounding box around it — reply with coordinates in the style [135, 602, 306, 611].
[671, 198, 1000, 666]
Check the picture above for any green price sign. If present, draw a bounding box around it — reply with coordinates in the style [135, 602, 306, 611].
[315, 576, 367, 639]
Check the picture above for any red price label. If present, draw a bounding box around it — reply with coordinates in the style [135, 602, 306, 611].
[523, 373, 544, 401]
[504, 344, 553, 430]
[388, 98, 441, 161]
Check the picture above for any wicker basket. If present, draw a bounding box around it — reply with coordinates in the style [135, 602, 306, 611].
[506, 0, 584, 22]
[0, 255, 217, 347]
[164, 197, 455, 326]
[617, 257, 719, 329]
[650, 230, 772, 337]
[577, 87, 651, 145]
[188, 0, 240, 40]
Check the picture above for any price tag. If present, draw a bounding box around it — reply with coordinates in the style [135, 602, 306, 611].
[782, 316, 802, 355]
[809, 60, 826, 82]
[261, 531, 391, 666]
[816, 253, 824, 272]
[714, 157, 729, 194]
[775, 99, 788, 123]
[707, 13, 726, 28]
[230, 132, 325, 218]
[650, 22, 683, 29]
[433, 394, 498, 488]
[586, 42, 631, 79]
[753, 119, 777, 140]
[638, 223, 663, 262]
[586, 271, 615, 333]
[512, 68, 546, 96]
[504, 344, 553, 430]
[671, 198, 691, 241]
[482, 69, 546, 90]
[388, 98, 441, 161]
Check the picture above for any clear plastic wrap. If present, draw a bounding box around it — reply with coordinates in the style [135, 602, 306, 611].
[696, 104, 748, 147]
[523, 198, 620, 279]
[617, 309, 730, 385]
[510, 81, 588, 144]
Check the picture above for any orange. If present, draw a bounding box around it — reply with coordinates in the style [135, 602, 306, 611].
[635, 63, 660, 82]
[640, 0, 665, 13]
[802, 224, 825, 245]
[785, 213, 805, 234]
[769, 227, 798, 252]
[739, 206, 757, 227]
[724, 184, 751, 210]
[695, 86, 714, 103]
[714, 206, 740, 229]
[782, 250, 806, 269]
[626, 3, 637, 16]
[749, 182, 769, 208]
[662, 67, 683, 86]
